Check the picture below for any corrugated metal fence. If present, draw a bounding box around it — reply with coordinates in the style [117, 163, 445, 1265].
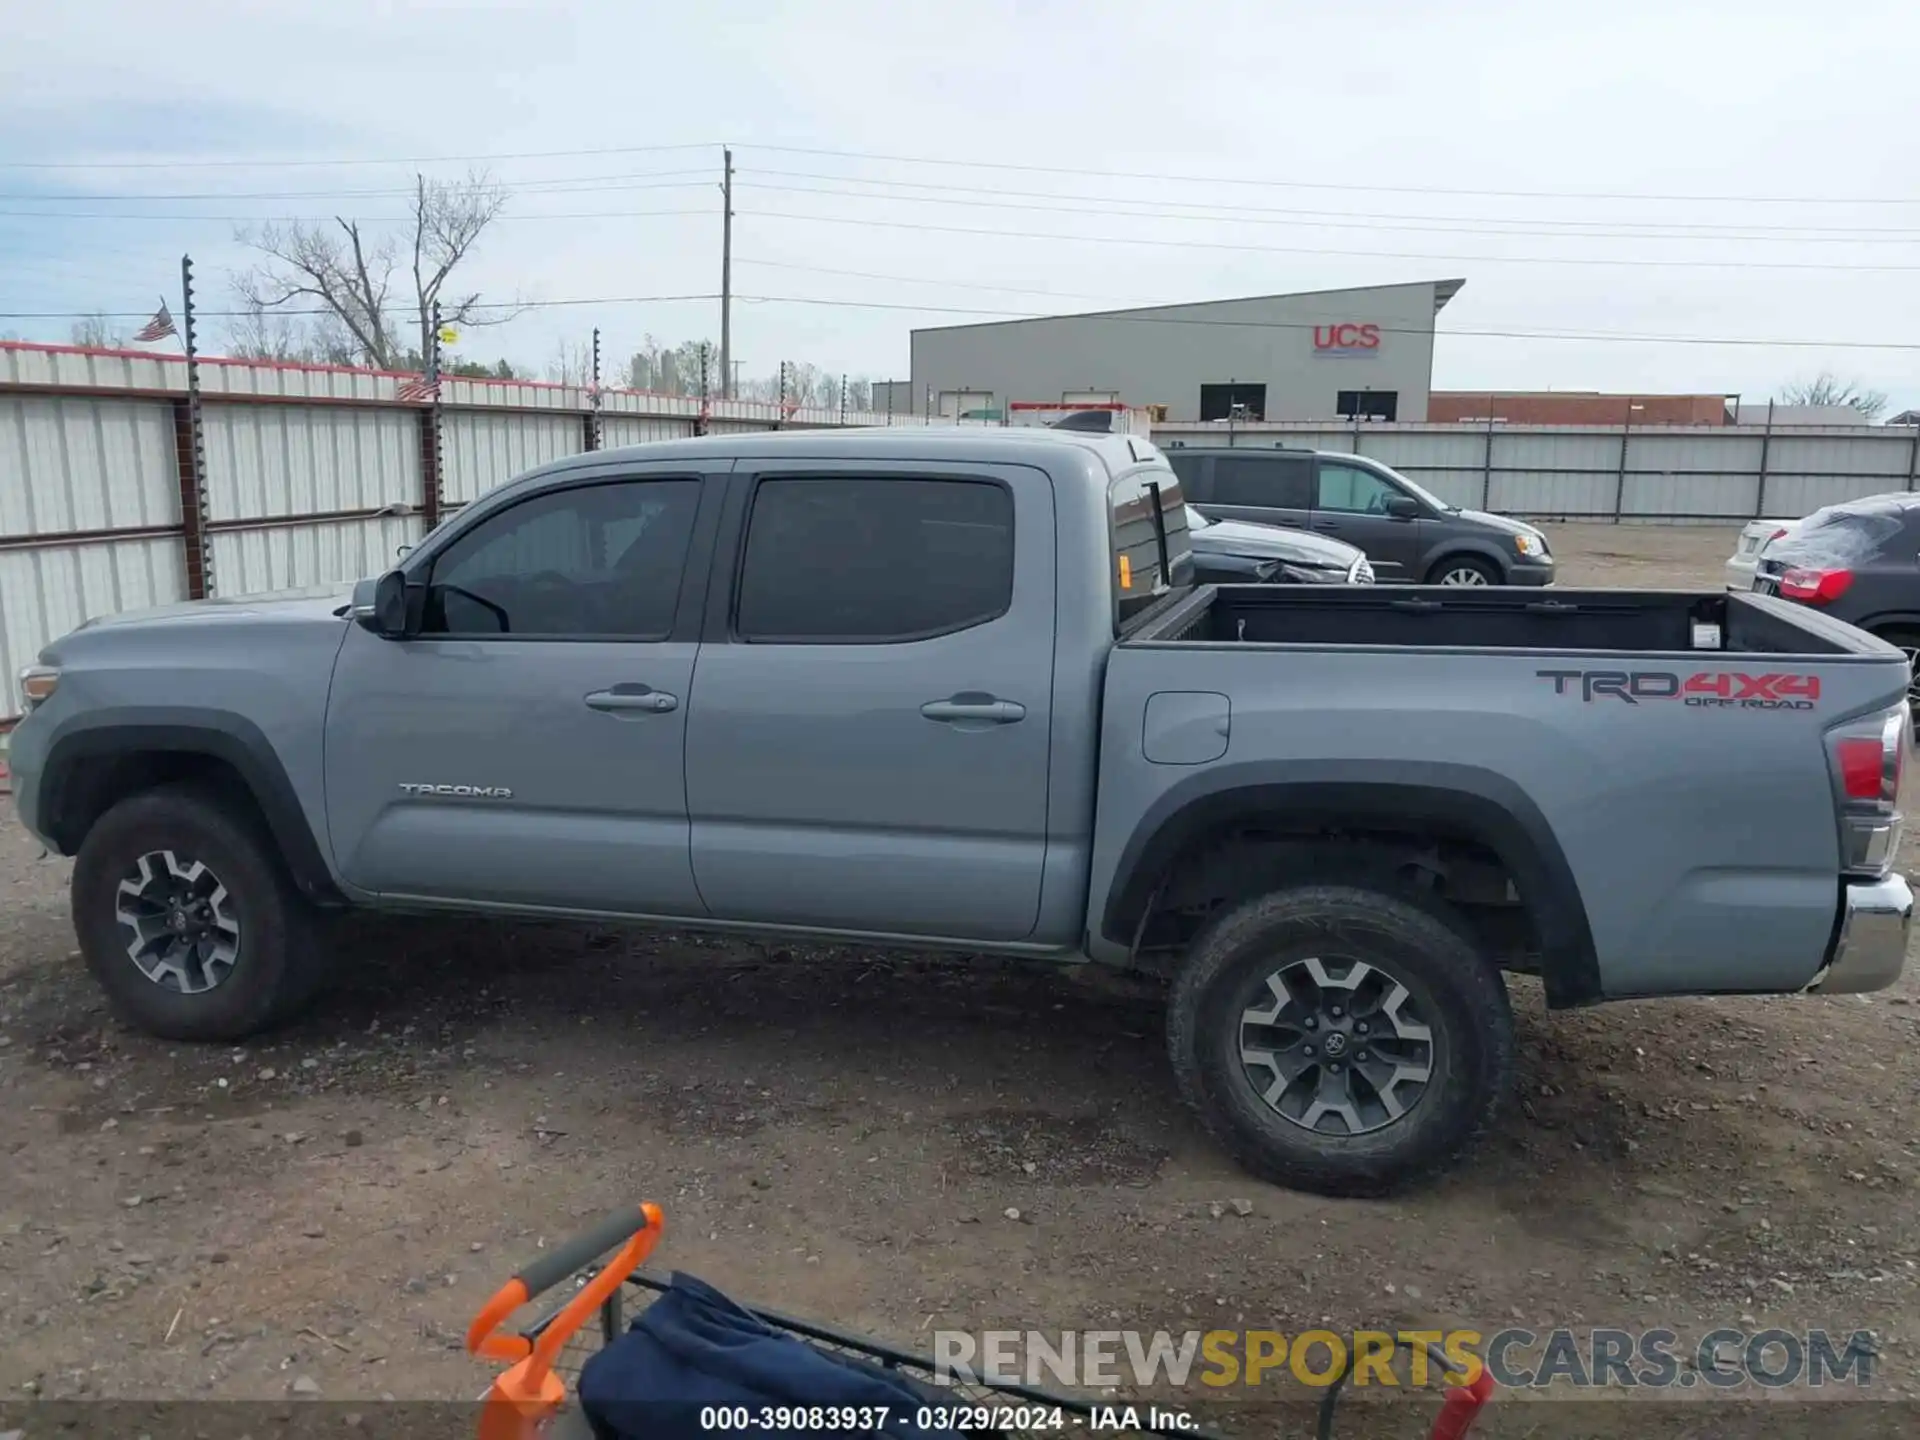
[9, 341, 1920, 721]
[1153, 418, 1920, 523]
[0, 341, 926, 720]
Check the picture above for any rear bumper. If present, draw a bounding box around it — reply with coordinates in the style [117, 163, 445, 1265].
[1724, 555, 1758, 591]
[1811, 872, 1913, 994]
[1506, 561, 1555, 587]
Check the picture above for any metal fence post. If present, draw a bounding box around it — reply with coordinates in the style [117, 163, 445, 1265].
[1906, 416, 1919, 493]
[1612, 400, 1633, 524]
[1481, 413, 1495, 511]
[1754, 399, 1775, 517]
[585, 327, 602, 452]
[174, 255, 214, 599]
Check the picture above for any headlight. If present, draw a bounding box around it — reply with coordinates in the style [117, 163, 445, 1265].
[1348, 556, 1376, 585]
[1514, 532, 1547, 558]
[19, 665, 60, 711]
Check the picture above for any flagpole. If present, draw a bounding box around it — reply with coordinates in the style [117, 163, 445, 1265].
[179, 255, 214, 598]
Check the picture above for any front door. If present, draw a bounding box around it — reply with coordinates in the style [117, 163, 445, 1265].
[684, 465, 1055, 940]
[324, 469, 715, 916]
[1310, 458, 1426, 579]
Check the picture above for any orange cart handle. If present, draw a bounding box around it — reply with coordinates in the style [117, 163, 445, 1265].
[466, 1203, 664, 1364]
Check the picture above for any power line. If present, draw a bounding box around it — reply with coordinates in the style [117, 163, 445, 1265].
[739, 168, 1920, 240]
[0, 142, 722, 171]
[733, 255, 1143, 304]
[0, 294, 720, 320]
[741, 143, 1920, 207]
[10, 290, 1920, 351]
[738, 179, 1920, 247]
[0, 171, 717, 202]
[0, 207, 721, 224]
[747, 209, 1920, 272]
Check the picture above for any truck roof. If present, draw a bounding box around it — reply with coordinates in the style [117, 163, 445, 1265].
[529, 424, 1160, 485]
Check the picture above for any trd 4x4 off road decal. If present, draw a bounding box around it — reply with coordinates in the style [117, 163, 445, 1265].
[1537, 669, 1820, 710]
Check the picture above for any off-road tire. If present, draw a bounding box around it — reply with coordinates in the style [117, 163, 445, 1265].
[71, 783, 326, 1041]
[1167, 883, 1514, 1197]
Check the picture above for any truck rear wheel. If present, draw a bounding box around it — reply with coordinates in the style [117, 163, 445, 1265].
[71, 784, 326, 1042]
[1166, 883, 1513, 1197]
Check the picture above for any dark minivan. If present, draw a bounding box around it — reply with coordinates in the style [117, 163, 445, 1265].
[1165, 445, 1554, 585]
[1755, 492, 1920, 701]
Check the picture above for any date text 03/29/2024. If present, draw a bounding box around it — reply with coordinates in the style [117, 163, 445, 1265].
[694, 1407, 1200, 1432]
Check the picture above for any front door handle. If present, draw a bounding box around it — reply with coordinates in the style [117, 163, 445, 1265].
[1310, 519, 1341, 531]
[585, 685, 679, 715]
[920, 696, 1026, 725]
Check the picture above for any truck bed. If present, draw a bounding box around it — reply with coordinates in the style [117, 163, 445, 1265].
[1126, 584, 1873, 657]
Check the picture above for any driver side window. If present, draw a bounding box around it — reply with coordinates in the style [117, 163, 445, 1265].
[423, 479, 699, 638]
[1317, 462, 1401, 515]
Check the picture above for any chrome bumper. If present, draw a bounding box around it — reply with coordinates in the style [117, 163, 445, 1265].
[1811, 873, 1914, 994]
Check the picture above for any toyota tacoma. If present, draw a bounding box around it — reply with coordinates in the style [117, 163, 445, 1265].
[9, 428, 1914, 1195]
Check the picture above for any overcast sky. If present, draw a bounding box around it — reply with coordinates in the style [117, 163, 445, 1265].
[3, 0, 1916, 413]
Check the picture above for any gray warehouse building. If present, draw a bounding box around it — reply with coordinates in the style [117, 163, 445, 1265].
[898, 278, 1463, 424]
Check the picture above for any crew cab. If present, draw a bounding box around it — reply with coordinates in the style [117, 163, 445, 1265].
[10, 429, 1913, 1195]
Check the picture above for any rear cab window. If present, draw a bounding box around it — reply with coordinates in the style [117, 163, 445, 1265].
[1109, 462, 1193, 631]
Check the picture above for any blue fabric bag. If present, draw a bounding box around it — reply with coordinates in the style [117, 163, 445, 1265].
[577, 1272, 968, 1440]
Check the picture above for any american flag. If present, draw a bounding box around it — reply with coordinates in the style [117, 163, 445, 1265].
[396, 374, 441, 404]
[132, 302, 176, 343]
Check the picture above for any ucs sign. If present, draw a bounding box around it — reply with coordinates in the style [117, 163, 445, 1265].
[1312, 323, 1381, 356]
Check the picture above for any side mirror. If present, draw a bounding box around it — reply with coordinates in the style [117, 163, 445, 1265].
[1385, 495, 1422, 520]
[366, 569, 418, 639]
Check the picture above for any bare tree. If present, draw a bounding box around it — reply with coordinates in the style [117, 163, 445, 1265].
[234, 171, 512, 369]
[223, 300, 314, 362]
[1778, 371, 1890, 422]
[70, 313, 127, 348]
[545, 338, 594, 386]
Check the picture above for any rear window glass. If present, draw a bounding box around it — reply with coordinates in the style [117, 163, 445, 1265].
[1212, 453, 1313, 509]
[1771, 500, 1916, 570]
[1110, 465, 1193, 629]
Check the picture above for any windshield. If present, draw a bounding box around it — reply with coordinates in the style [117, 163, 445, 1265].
[1369, 461, 1457, 513]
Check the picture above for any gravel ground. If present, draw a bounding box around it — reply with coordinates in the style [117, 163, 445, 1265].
[5, 523, 1920, 1439]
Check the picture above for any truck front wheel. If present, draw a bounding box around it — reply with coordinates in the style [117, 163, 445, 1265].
[71, 784, 326, 1042]
[1167, 883, 1514, 1197]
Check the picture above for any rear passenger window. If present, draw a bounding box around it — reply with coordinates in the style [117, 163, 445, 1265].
[735, 477, 1014, 642]
[1211, 454, 1312, 509]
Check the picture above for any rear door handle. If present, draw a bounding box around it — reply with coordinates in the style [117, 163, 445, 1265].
[585, 685, 679, 715]
[920, 696, 1026, 725]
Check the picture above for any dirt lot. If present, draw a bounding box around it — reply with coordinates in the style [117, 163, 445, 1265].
[5, 523, 1920, 1437]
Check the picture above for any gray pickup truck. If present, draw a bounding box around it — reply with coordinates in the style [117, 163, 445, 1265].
[10, 428, 1916, 1195]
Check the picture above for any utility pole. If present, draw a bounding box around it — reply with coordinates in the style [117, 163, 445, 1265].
[719, 147, 734, 399]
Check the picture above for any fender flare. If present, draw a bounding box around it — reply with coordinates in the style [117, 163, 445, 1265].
[1100, 759, 1602, 1008]
[37, 706, 344, 905]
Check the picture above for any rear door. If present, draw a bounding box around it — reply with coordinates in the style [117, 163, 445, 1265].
[1310, 457, 1426, 579]
[683, 463, 1056, 940]
[1191, 451, 1314, 532]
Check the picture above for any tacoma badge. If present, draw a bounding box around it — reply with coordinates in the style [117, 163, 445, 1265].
[398, 783, 514, 799]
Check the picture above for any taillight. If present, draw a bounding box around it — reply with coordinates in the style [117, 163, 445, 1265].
[1826, 705, 1910, 876]
[1838, 737, 1886, 799]
[1768, 528, 1790, 543]
[1780, 567, 1854, 603]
